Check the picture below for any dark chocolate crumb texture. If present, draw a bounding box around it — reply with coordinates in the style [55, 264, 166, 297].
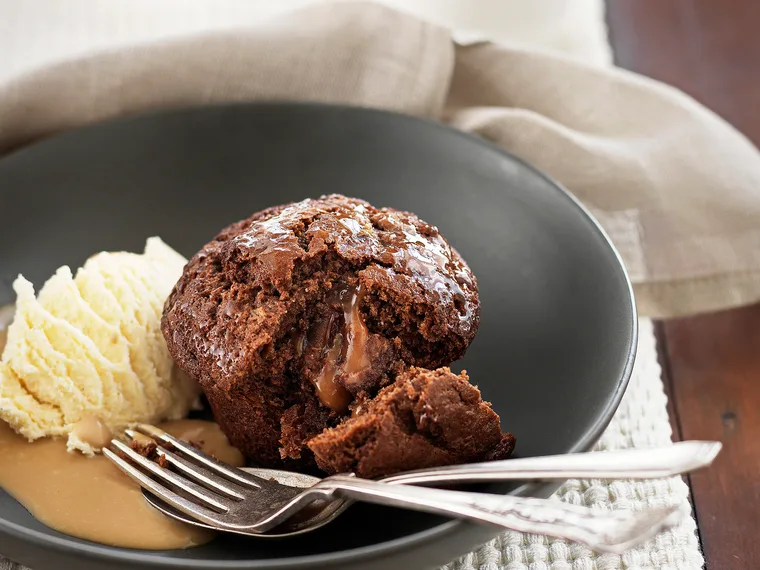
[162, 194, 513, 475]
[309, 367, 515, 478]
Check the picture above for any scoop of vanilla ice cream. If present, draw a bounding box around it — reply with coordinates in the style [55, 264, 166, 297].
[0, 237, 199, 455]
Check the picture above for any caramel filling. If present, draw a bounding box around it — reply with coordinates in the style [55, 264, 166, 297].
[303, 283, 370, 412]
[314, 337, 348, 411]
[342, 284, 370, 375]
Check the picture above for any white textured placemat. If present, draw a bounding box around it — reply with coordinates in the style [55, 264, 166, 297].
[442, 318, 702, 570]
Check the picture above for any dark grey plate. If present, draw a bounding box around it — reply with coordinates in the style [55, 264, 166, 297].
[0, 103, 636, 570]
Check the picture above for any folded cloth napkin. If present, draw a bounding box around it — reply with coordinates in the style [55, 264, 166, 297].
[2, 2, 760, 318]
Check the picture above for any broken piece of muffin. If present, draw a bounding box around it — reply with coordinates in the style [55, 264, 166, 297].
[309, 367, 515, 478]
[162, 194, 513, 475]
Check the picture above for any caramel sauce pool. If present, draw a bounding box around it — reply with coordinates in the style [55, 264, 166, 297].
[0, 325, 244, 550]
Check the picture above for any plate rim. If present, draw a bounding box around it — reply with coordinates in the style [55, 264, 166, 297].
[0, 101, 638, 569]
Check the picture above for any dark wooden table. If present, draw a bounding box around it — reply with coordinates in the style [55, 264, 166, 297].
[607, 2, 760, 569]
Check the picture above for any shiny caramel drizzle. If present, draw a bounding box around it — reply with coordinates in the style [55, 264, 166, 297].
[70, 415, 113, 450]
[301, 283, 370, 412]
[342, 284, 370, 375]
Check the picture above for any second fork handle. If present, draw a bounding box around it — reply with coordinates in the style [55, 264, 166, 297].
[381, 440, 722, 486]
[317, 475, 682, 554]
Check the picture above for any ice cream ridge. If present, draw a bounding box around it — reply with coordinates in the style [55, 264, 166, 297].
[0, 237, 200, 455]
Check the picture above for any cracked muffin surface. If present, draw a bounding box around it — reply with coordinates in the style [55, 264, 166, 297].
[161, 195, 481, 470]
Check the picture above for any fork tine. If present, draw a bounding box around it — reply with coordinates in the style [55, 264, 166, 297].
[134, 424, 262, 489]
[110, 440, 230, 512]
[125, 429, 245, 501]
[103, 448, 231, 528]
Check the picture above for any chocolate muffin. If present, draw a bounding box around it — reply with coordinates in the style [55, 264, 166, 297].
[162, 194, 481, 471]
[309, 367, 515, 478]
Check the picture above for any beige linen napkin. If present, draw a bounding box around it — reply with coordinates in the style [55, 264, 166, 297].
[1, 2, 759, 318]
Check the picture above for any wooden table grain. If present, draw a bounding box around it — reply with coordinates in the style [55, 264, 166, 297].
[607, 2, 760, 569]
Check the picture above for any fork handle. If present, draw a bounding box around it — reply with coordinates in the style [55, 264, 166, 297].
[381, 441, 723, 486]
[317, 476, 683, 554]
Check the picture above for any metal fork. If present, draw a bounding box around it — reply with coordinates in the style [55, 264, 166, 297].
[104, 425, 684, 554]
